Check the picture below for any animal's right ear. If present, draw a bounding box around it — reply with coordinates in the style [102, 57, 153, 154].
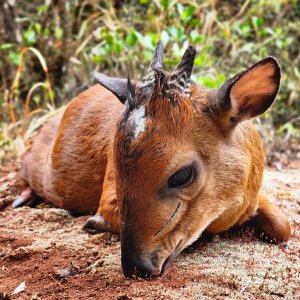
[94, 72, 128, 104]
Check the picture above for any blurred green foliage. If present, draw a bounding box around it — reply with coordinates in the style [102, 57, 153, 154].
[0, 0, 299, 145]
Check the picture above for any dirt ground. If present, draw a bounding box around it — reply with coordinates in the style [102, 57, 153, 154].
[0, 162, 299, 300]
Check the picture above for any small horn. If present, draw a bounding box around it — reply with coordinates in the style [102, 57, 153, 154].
[141, 41, 164, 88]
[170, 46, 196, 95]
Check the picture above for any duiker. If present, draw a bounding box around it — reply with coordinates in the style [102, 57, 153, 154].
[15, 42, 290, 279]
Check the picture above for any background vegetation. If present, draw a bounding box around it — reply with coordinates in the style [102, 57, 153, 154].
[0, 0, 299, 159]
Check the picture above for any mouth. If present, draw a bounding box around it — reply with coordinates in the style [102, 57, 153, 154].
[121, 238, 185, 279]
[160, 239, 183, 275]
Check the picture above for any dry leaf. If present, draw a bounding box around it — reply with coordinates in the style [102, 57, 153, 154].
[12, 281, 26, 295]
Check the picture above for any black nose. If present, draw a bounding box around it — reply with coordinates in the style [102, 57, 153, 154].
[121, 249, 160, 278]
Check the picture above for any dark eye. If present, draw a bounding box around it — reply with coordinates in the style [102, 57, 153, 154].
[168, 166, 195, 189]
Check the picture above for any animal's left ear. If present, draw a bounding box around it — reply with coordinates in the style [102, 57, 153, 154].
[94, 72, 128, 104]
[216, 57, 281, 126]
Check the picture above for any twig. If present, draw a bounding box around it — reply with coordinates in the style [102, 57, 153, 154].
[229, 0, 251, 25]
[240, 278, 252, 293]
[221, 259, 229, 276]
[49, 274, 62, 286]
[259, 268, 270, 289]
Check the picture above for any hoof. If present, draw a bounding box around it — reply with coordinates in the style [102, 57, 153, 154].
[12, 188, 42, 208]
[83, 215, 113, 233]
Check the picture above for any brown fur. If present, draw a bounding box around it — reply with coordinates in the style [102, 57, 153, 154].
[21, 85, 122, 220]
[19, 57, 291, 278]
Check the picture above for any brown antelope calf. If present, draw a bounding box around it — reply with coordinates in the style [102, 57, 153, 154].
[14, 41, 291, 278]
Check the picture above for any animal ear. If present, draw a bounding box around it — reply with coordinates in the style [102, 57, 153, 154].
[216, 57, 281, 126]
[94, 72, 128, 104]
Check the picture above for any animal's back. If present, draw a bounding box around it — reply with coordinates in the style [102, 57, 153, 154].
[20, 85, 123, 214]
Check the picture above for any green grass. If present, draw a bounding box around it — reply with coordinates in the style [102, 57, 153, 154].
[0, 0, 299, 154]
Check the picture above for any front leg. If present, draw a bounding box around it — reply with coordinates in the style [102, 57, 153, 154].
[83, 195, 120, 234]
[83, 153, 120, 234]
[83, 214, 117, 234]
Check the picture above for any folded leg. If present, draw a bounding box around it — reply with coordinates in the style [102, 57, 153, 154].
[83, 152, 120, 234]
[12, 187, 43, 208]
[250, 194, 291, 243]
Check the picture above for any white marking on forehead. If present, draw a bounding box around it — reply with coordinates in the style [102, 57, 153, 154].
[128, 105, 146, 139]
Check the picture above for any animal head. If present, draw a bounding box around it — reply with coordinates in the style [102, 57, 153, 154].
[94, 41, 281, 278]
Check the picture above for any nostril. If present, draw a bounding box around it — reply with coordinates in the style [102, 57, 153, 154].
[138, 261, 160, 279]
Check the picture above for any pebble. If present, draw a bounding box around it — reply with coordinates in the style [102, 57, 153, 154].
[54, 266, 78, 279]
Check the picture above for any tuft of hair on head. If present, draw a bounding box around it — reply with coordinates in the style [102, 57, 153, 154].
[94, 41, 197, 110]
[126, 76, 136, 111]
